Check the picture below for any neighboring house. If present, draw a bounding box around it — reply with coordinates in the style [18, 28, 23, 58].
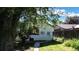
[30, 23, 54, 41]
[54, 24, 79, 38]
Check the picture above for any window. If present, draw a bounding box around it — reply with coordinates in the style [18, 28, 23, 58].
[41, 31, 45, 34]
[47, 32, 50, 35]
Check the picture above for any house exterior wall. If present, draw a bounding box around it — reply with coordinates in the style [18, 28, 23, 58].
[30, 23, 54, 41]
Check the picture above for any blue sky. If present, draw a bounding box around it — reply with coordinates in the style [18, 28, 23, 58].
[53, 7, 79, 22]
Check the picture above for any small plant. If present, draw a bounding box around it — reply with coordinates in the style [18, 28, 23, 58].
[63, 39, 79, 50]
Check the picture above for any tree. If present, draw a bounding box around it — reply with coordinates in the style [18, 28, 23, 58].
[18, 7, 61, 35]
[18, 7, 48, 35]
[0, 7, 61, 50]
[47, 8, 60, 27]
[65, 16, 79, 24]
[0, 8, 32, 50]
[0, 7, 48, 50]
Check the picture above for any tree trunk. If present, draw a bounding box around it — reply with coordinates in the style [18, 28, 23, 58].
[0, 16, 18, 51]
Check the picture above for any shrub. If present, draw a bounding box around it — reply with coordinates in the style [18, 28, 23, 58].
[54, 37, 64, 43]
[63, 39, 79, 50]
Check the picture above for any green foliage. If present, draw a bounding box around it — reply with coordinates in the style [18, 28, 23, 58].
[54, 37, 64, 43]
[18, 7, 49, 34]
[18, 7, 61, 35]
[63, 39, 79, 50]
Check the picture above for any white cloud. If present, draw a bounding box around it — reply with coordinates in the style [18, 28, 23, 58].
[53, 9, 79, 17]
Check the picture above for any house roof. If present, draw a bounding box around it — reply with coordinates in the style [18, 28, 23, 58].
[54, 24, 79, 30]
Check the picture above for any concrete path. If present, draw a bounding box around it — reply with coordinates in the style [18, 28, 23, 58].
[34, 48, 39, 51]
[25, 47, 34, 51]
[34, 42, 40, 51]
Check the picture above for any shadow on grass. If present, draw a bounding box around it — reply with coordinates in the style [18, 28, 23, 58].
[40, 40, 62, 47]
[14, 42, 34, 51]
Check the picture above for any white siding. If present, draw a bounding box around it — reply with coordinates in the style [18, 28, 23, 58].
[30, 23, 54, 40]
[30, 34, 52, 40]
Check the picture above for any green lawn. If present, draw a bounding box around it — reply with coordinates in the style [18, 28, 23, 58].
[39, 44, 76, 51]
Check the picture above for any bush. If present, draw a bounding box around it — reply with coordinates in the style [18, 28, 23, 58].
[54, 37, 64, 43]
[63, 39, 79, 50]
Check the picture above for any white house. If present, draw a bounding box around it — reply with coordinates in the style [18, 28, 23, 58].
[30, 22, 54, 41]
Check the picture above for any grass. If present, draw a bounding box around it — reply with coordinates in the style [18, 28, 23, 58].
[39, 44, 76, 51]
[39, 37, 77, 51]
[15, 36, 79, 51]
